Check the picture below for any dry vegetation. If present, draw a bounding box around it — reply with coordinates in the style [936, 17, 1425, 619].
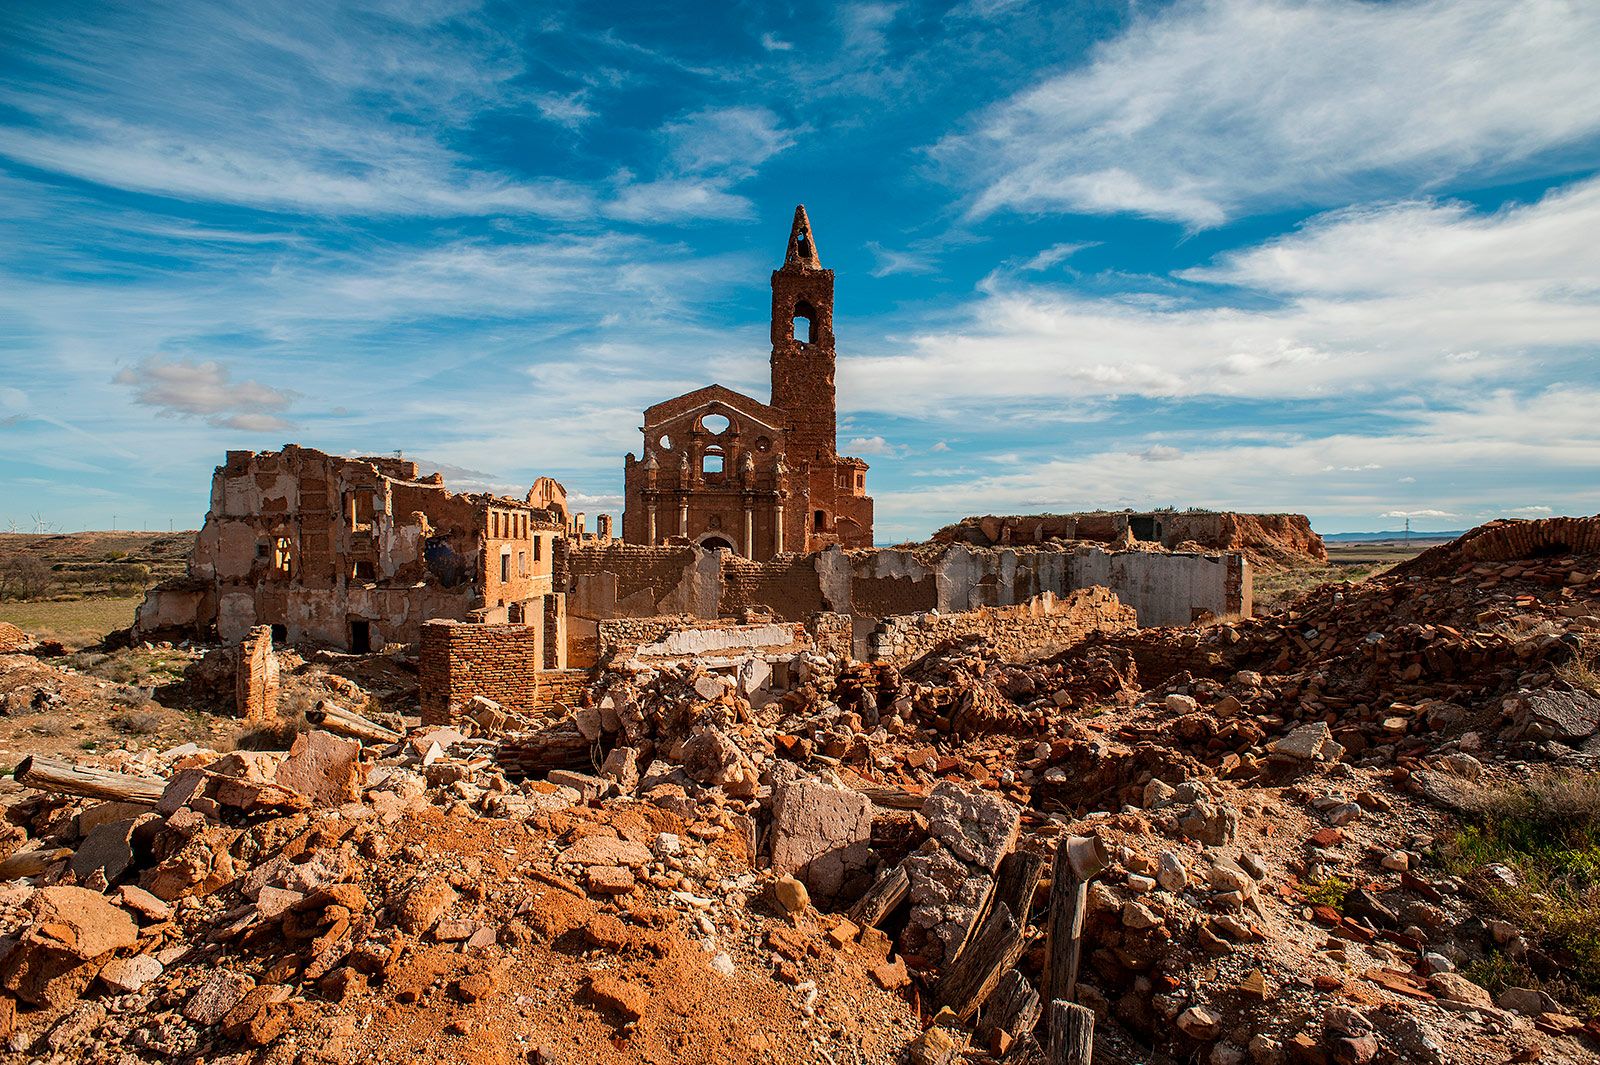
[1253, 537, 1445, 612]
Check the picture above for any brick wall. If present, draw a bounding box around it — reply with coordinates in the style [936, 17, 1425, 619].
[596, 615, 700, 660]
[805, 612, 853, 659]
[866, 588, 1136, 666]
[719, 553, 830, 618]
[419, 620, 543, 724]
[533, 668, 594, 713]
[235, 625, 280, 723]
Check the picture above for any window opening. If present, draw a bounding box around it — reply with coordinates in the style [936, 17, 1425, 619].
[350, 620, 371, 654]
[272, 537, 293, 578]
[701, 413, 730, 435]
[813, 510, 827, 532]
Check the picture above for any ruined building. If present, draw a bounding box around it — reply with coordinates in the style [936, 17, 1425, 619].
[136, 446, 567, 658]
[621, 206, 874, 560]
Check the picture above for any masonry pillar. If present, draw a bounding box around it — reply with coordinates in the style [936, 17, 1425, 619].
[774, 502, 785, 554]
[678, 498, 689, 538]
[647, 504, 657, 544]
[743, 507, 754, 558]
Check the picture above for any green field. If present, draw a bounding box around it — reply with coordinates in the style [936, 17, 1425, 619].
[0, 596, 142, 648]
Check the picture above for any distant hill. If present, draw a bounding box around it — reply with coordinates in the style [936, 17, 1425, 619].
[1321, 529, 1465, 542]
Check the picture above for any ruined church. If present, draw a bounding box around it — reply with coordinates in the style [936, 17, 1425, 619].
[621, 206, 874, 560]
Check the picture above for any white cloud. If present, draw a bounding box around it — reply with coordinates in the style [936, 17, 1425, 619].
[760, 32, 793, 52]
[1508, 505, 1554, 516]
[938, 0, 1600, 225]
[1021, 243, 1093, 272]
[0, 3, 589, 218]
[605, 107, 796, 221]
[1135, 445, 1183, 462]
[113, 355, 295, 428]
[844, 435, 906, 458]
[844, 176, 1600, 412]
[881, 388, 1598, 533]
[867, 242, 937, 278]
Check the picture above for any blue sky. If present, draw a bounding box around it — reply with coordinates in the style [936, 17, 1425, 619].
[2, 0, 1598, 540]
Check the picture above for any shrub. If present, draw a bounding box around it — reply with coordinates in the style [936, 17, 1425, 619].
[109, 709, 162, 735]
[1442, 770, 1600, 1013]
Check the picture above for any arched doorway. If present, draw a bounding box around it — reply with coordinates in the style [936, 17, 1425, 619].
[700, 535, 735, 552]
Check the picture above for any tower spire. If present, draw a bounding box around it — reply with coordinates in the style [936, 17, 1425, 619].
[784, 204, 821, 269]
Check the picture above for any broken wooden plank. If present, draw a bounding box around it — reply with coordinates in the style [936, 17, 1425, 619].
[936, 901, 1027, 1022]
[848, 863, 909, 929]
[1046, 1000, 1094, 1065]
[14, 755, 164, 805]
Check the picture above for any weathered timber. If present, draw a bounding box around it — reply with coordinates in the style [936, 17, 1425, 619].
[0, 846, 73, 880]
[936, 901, 1028, 1022]
[1045, 834, 1108, 1018]
[989, 849, 1047, 927]
[14, 755, 164, 804]
[848, 863, 909, 928]
[306, 699, 400, 744]
[975, 968, 1042, 1052]
[1047, 1000, 1094, 1065]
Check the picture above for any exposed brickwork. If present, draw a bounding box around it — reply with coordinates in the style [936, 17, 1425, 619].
[135, 444, 567, 649]
[419, 620, 543, 724]
[622, 206, 873, 560]
[867, 588, 1137, 666]
[234, 625, 280, 724]
[805, 612, 853, 660]
[719, 553, 830, 618]
[596, 615, 700, 660]
[1395, 515, 1600, 574]
[532, 668, 595, 713]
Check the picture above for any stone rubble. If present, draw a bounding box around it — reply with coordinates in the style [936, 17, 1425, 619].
[0, 515, 1598, 1062]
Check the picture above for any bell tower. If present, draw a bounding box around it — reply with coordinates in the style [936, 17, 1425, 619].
[770, 205, 837, 462]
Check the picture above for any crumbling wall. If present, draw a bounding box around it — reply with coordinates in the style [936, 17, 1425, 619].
[419, 620, 544, 724]
[137, 445, 567, 651]
[562, 541, 718, 620]
[234, 626, 280, 723]
[806, 612, 853, 660]
[563, 540, 1249, 636]
[719, 553, 833, 618]
[867, 588, 1136, 665]
[931, 510, 1324, 567]
[1069, 548, 1248, 626]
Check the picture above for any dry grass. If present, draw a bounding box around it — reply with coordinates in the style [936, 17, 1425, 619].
[0, 596, 142, 649]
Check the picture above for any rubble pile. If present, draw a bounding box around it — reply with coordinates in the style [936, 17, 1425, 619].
[2, 515, 1599, 1063]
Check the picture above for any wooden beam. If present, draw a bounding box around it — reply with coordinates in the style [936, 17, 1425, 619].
[975, 968, 1042, 1053]
[1045, 835, 1107, 1024]
[1047, 1000, 1094, 1065]
[848, 863, 909, 928]
[935, 901, 1027, 1022]
[14, 755, 164, 805]
[305, 699, 400, 744]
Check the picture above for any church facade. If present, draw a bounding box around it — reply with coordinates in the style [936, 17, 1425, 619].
[620, 206, 874, 560]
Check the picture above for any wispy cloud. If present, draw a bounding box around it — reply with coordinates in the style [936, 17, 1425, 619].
[606, 106, 797, 221]
[938, 0, 1600, 225]
[845, 176, 1600, 412]
[0, 1, 589, 218]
